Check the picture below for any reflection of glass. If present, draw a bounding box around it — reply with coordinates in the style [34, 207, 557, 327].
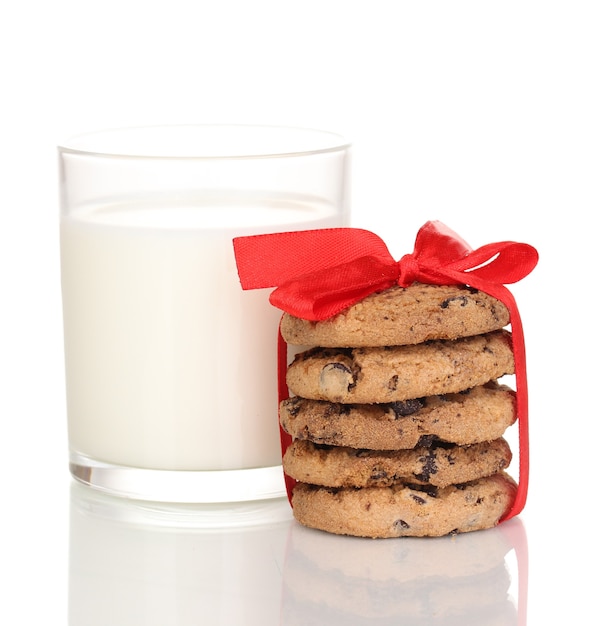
[282, 519, 528, 626]
[68, 482, 293, 625]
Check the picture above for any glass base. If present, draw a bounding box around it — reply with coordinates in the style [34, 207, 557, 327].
[69, 451, 288, 504]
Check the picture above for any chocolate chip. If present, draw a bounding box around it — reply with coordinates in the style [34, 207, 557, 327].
[324, 403, 350, 417]
[285, 397, 303, 416]
[416, 434, 439, 448]
[395, 519, 410, 529]
[389, 398, 424, 418]
[414, 450, 438, 482]
[370, 470, 389, 481]
[440, 295, 469, 308]
[319, 362, 354, 399]
[324, 362, 352, 375]
[407, 483, 438, 498]
[411, 494, 426, 505]
[387, 375, 399, 391]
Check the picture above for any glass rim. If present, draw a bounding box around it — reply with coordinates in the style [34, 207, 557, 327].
[57, 124, 351, 160]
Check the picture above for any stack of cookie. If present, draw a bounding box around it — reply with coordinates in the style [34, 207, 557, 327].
[279, 282, 519, 538]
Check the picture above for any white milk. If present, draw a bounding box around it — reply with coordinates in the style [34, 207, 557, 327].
[61, 192, 340, 471]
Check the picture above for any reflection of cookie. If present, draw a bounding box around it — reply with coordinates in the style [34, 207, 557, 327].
[281, 518, 520, 622]
[281, 283, 510, 348]
[283, 556, 512, 622]
[280, 382, 516, 449]
[286, 331, 514, 403]
[291, 473, 517, 538]
[285, 517, 516, 582]
[283, 438, 512, 489]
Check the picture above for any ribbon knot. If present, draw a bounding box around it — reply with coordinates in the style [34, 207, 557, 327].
[396, 252, 420, 287]
[233, 220, 538, 523]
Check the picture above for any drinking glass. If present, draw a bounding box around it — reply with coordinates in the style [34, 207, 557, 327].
[59, 125, 350, 502]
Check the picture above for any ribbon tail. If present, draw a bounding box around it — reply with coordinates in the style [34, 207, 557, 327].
[445, 271, 529, 522]
[501, 301, 529, 521]
[233, 228, 394, 290]
[278, 322, 296, 504]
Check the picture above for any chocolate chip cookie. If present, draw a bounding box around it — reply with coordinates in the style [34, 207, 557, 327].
[281, 283, 510, 348]
[291, 472, 518, 538]
[286, 330, 514, 403]
[283, 438, 512, 489]
[280, 382, 516, 449]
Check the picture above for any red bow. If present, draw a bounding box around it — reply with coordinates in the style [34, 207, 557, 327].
[233, 221, 539, 522]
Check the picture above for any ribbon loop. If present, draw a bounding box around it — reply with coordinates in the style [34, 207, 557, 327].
[459, 242, 540, 284]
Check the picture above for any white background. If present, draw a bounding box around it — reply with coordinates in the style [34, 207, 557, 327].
[1, 1, 596, 624]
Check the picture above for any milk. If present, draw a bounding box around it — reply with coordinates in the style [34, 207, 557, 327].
[61, 192, 340, 471]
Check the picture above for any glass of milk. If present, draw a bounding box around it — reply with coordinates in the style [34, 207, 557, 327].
[58, 125, 350, 503]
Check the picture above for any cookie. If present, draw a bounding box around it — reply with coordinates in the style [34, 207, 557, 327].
[283, 438, 512, 489]
[280, 382, 516, 449]
[291, 472, 518, 538]
[286, 330, 514, 404]
[280, 283, 510, 348]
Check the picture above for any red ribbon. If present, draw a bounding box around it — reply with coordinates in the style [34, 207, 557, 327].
[234, 221, 538, 522]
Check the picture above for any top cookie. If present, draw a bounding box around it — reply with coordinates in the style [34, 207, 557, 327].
[280, 283, 509, 347]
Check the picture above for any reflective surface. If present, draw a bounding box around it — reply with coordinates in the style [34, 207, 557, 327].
[3, 464, 595, 625]
[282, 514, 526, 625]
[65, 482, 527, 626]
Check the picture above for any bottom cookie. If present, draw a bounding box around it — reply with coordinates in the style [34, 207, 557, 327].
[291, 473, 517, 538]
